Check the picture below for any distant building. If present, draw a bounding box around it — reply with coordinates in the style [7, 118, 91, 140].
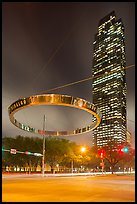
[92, 11, 127, 148]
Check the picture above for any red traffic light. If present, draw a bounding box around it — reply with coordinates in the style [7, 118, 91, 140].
[118, 146, 129, 154]
[25, 151, 32, 155]
[98, 149, 106, 158]
[118, 146, 125, 154]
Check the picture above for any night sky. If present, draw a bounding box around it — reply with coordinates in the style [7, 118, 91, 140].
[2, 2, 135, 147]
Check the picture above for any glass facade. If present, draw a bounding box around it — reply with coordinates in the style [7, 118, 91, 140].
[92, 11, 127, 148]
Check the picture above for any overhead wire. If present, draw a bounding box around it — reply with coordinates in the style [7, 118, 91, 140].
[42, 63, 135, 138]
[43, 64, 135, 93]
[127, 119, 135, 123]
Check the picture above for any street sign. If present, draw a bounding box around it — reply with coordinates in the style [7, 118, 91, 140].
[34, 153, 43, 156]
[10, 149, 17, 154]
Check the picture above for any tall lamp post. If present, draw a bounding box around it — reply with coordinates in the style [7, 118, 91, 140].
[42, 115, 46, 177]
[80, 146, 86, 172]
[71, 159, 73, 174]
[71, 146, 87, 174]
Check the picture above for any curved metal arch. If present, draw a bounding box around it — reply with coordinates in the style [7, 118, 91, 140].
[8, 94, 102, 136]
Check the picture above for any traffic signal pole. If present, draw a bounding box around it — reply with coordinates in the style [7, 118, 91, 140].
[101, 158, 104, 174]
[100, 152, 104, 174]
[42, 115, 46, 177]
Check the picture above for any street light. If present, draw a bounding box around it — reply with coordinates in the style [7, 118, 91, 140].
[71, 146, 87, 174]
[80, 146, 87, 173]
[80, 146, 86, 153]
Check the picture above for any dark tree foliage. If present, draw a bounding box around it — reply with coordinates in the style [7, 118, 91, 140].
[2, 136, 43, 171]
[2, 135, 80, 173]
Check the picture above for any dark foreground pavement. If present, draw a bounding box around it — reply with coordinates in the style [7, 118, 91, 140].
[2, 174, 135, 202]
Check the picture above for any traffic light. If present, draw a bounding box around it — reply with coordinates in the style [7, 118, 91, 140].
[123, 147, 129, 153]
[98, 149, 106, 158]
[118, 147, 124, 154]
[25, 151, 33, 155]
[118, 146, 129, 154]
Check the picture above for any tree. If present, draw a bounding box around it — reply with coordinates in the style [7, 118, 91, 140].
[44, 137, 74, 173]
[102, 141, 134, 174]
[90, 145, 102, 170]
[2, 136, 43, 172]
[59, 142, 79, 172]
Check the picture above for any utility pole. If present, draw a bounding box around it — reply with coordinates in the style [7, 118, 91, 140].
[71, 159, 73, 174]
[42, 115, 46, 177]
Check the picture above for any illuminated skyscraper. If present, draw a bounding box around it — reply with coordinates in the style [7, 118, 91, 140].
[92, 11, 127, 148]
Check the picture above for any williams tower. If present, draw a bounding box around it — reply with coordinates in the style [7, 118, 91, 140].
[92, 11, 127, 148]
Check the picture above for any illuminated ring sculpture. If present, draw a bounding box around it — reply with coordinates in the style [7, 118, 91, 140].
[8, 94, 101, 136]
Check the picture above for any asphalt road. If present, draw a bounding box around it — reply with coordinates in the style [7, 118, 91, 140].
[2, 174, 135, 202]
